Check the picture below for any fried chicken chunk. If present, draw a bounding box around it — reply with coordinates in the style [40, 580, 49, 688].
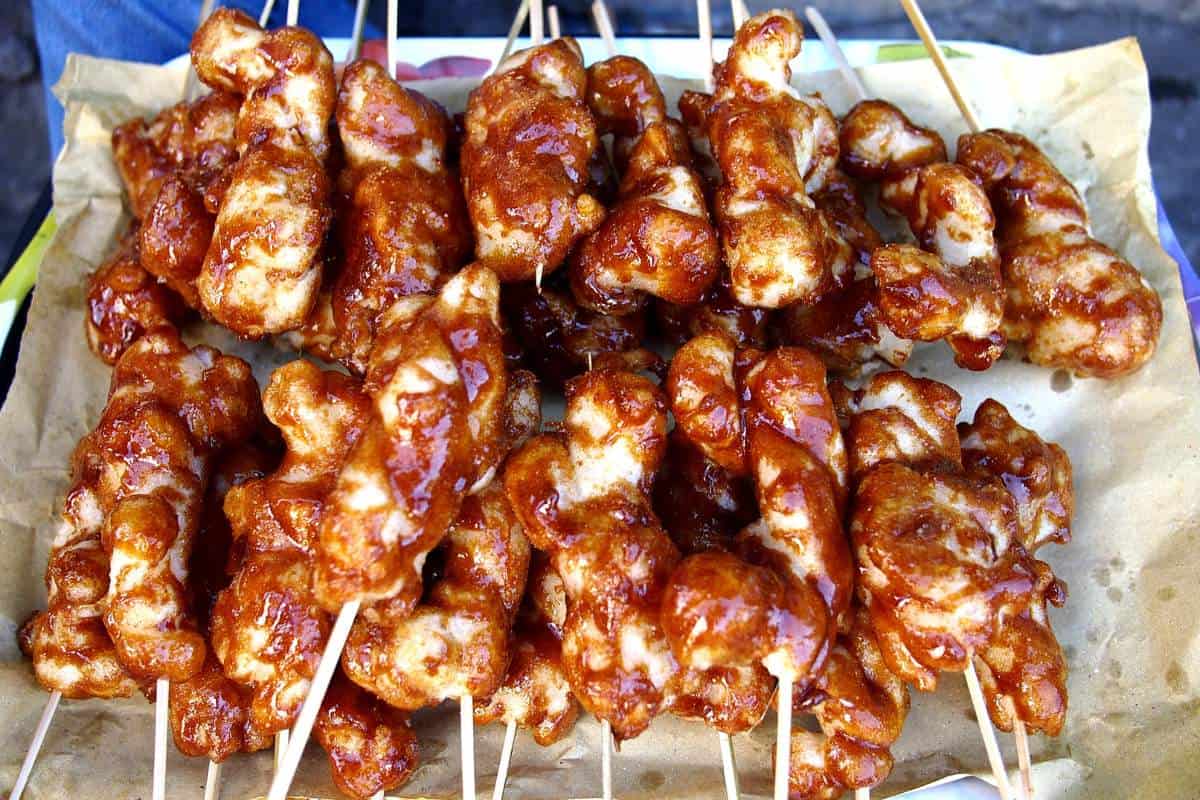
[315, 264, 507, 611]
[112, 90, 239, 221]
[788, 606, 909, 800]
[28, 330, 259, 698]
[843, 372, 1038, 691]
[315, 672, 420, 800]
[706, 10, 850, 308]
[317, 59, 471, 372]
[211, 361, 371, 737]
[191, 8, 335, 336]
[960, 399, 1071, 735]
[85, 221, 187, 365]
[462, 38, 605, 282]
[475, 554, 581, 745]
[959, 128, 1162, 378]
[570, 56, 719, 314]
[341, 481, 530, 709]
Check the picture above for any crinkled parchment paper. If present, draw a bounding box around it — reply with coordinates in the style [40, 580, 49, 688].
[1, 37, 1198, 800]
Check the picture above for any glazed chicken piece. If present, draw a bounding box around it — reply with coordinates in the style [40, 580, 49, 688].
[475, 553, 581, 746]
[211, 361, 372, 737]
[842, 372, 1042, 692]
[957, 129, 1162, 378]
[139, 174, 216, 311]
[191, 8, 335, 336]
[315, 672, 420, 800]
[341, 481, 530, 709]
[85, 221, 187, 365]
[777, 169, 914, 373]
[170, 445, 277, 762]
[662, 336, 850, 700]
[97, 331, 261, 684]
[111, 90, 239, 221]
[315, 264, 507, 612]
[308, 58, 471, 373]
[502, 279, 665, 390]
[788, 605, 910, 800]
[569, 56, 719, 314]
[27, 330, 260, 702]
[840, 100, 1007, 370]
[462, 38, 605, 282]
[960, 399, 1071, 735]
[705, 10, 851, 308]
[504, 369, 680, 740]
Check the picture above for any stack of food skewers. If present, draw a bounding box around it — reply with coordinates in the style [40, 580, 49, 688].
[10, 0, 1165, 798]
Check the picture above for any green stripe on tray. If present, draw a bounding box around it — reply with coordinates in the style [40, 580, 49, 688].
[0, 212, 56, 349]
[876, 43, 972, 62]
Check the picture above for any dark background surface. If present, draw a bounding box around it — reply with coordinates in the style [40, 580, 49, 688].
[2, 0, 1197, 271]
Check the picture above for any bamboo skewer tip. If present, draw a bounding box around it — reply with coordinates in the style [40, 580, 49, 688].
[773, 677, 793, 800]
[896, 0, 982, 132]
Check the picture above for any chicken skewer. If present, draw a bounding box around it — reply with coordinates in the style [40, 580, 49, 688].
[898, 0, 1160, 379]
[15, 330, 261, 800]
[268, 263, 509, 800]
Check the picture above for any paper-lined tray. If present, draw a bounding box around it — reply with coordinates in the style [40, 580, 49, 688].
[2, 37, 1199, 800]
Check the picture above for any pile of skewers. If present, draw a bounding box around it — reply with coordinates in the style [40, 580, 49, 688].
[10, 0, 1163, 798]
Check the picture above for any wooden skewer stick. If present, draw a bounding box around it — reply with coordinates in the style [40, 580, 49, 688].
[1008, 697, 1033, 800]
[8, 690, 61, 800]
[855, 789, 870, 800]
[530, 0, 544, 46]
[286, 0, 299, 26]
[591, 0, 617, 58]
[697, 0, 714, 92]
[717, 732, 740, 800]
[275, 730, 289, 776]
[462, 694, 477, 800]
[266, 599, 363, 800]
[491, 721, 519, 800]
[601, 719, 613, 800]
[386, 0, 398, 80]
[347, 0, 371, 62]
[730, 0, 749, 30]
[964, 659, 1014, 800]
[803, 6, 868, 103]
[258, 0, 278, 26]
[153, 678, 169, 800]
[497, 0, 532, 68]
[896, 0, 981, 133]
[204, 760, 223, 800]
[547, 5, 561, 39]
[773, 677, 793, 800]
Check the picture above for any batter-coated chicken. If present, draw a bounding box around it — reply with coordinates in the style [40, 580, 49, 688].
[960, 399, 1071, 735]
[340, 481, 530, 709]
[315, 671, 420, 800]
[211, 361, 372, 737]
[170, 445, 276, 762]
[840, 100, 1006, 370]
[475, 553, 581, 746]
[315, 264, 507, 612]
[85, 222, 187, 365]
[112, 90, 239, 221]
[957, 129, 1162, 378]
[842, 372, 1039, 691]
[570, 56, 719, 314]
[462, 38, 605, 282]
[191, 8, 335, 336]
[705, 10, 851, 308]
[315, 59, 471, 373]
[28, 330, 260, 698]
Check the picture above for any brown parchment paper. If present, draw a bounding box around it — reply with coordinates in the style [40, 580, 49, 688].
[2, 37, 1199, 800]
